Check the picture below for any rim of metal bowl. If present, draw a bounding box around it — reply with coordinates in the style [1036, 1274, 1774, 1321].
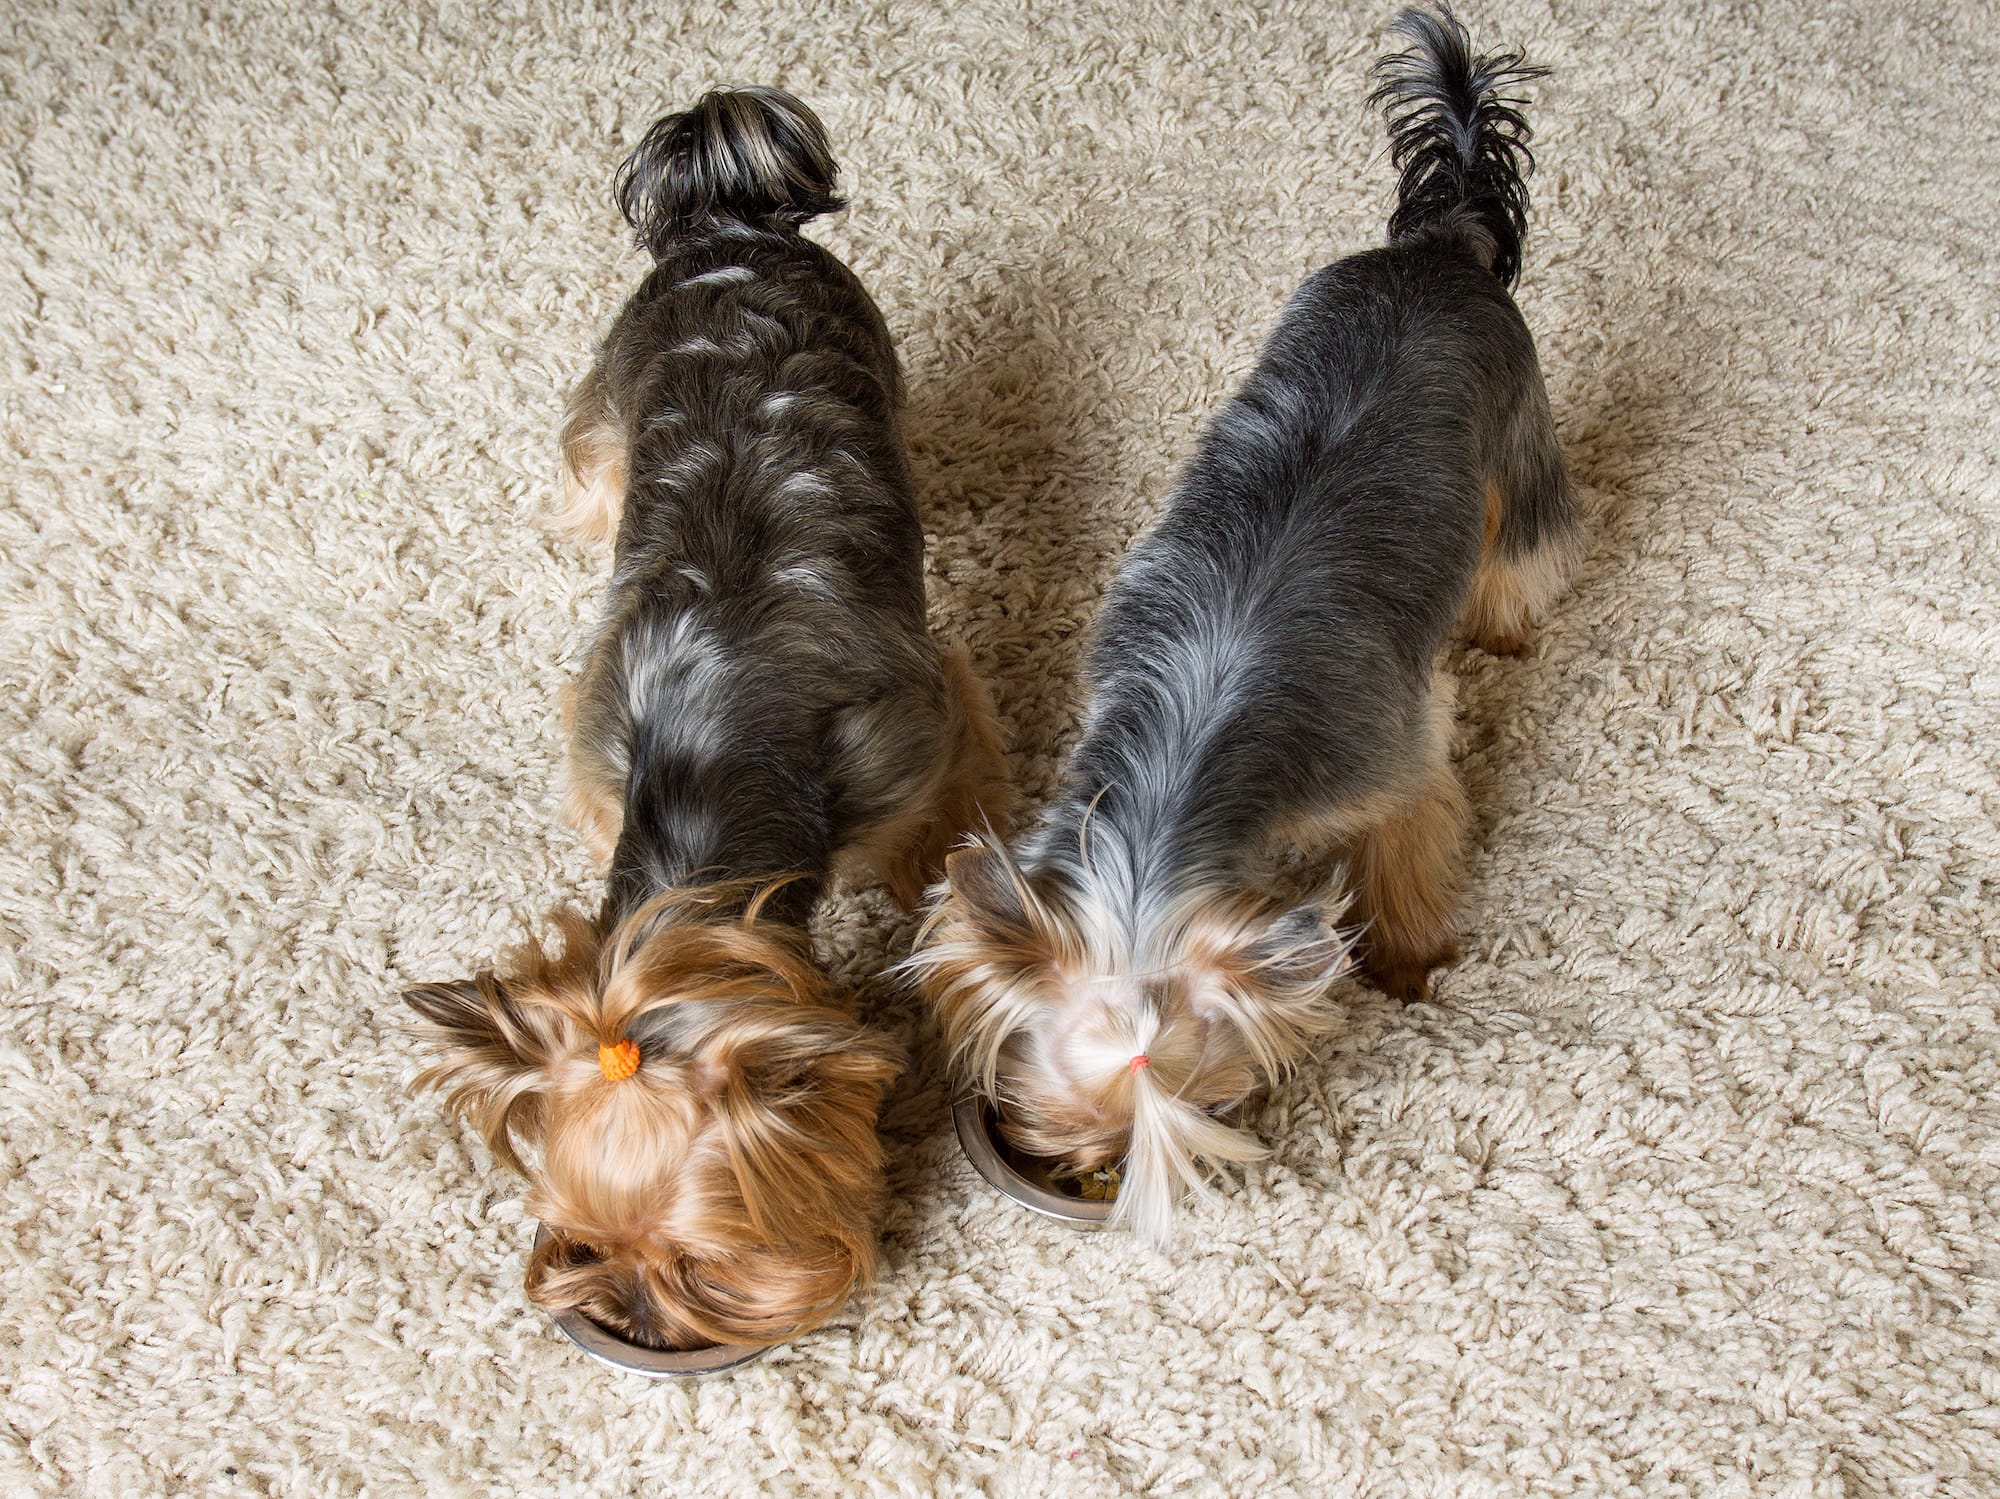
[532, 1225, 773, 1377]
[951, 1098, 1115, 1230]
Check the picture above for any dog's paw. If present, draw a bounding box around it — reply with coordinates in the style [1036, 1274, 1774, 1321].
[1471, 626, 1532, 658]
[1362, 943, 1460, 1003]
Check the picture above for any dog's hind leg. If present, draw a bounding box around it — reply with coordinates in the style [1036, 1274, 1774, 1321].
[1463, 379, 1581, 657]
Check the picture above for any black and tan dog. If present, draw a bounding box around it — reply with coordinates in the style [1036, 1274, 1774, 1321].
[407, 88, 1006, 1349]
[908, 8, 1579, 1243]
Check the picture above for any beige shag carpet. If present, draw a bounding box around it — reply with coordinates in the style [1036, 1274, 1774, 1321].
[4, 0, 1997, 1493]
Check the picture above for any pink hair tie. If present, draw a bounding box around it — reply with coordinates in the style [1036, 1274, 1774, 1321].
[1128, 1054, 1151, 1075]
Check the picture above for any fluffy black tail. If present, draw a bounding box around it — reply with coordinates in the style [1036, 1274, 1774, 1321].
[1368, 6, 1547, 288]
[613, 86, 846, 258]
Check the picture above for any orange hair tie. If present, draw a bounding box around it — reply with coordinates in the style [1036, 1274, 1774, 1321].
[598, 1037, 642, 1083]
[1128, 1054, 1151, 1075]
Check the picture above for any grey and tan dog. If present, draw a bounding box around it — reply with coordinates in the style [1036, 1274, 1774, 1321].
[406, 88, 1006, 1350]
[908, 7, 1580, 1243]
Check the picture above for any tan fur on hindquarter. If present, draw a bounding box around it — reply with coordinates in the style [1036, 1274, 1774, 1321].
[1463, 477, 1577, 657]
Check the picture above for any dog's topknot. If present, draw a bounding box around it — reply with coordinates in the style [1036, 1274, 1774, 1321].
[613, 86, 846, 257]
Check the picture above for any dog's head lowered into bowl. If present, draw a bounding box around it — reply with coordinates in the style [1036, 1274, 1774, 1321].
[533, 1225, 772, 1377]
[405, 892, 901, 1353]
[952, 1099, 1117, 1230]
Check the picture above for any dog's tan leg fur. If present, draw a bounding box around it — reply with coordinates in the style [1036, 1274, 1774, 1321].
[1343, 677, 1467, 1001]
[555, 366, 628, 545]
[1353, 761, 1467, 1002]
[850, 642, 1011, 912]
[1463, 478, 1577, 657]
[558, 680, 626, 864]
[1273, 679, 1464, 1002]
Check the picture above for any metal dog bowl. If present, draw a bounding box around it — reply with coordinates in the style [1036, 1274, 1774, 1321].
[952, 1099, 1115, 1230]
[532, 1225, 772, 1377]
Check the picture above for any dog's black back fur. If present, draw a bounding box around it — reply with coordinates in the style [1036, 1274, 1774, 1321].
[571, 90, 949, 923]
[1016, 7, 1572, 925]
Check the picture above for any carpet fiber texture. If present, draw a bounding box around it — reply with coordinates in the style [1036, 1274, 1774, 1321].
[3, 1, 1997, 1494]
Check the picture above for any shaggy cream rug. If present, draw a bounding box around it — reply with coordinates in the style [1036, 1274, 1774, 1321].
[3, 0, 1996, 1493]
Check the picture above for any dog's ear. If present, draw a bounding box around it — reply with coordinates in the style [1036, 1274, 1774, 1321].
[728, 1020, 904, 1102]
[700, 1011, 902, 1238]
[405, 974, 567, 1172]
[943, 841, 1040, 941]
[1245, 897, 1353, 988]
[1178, 889, 1353, 1080]
[907, 840, 1070, 1096]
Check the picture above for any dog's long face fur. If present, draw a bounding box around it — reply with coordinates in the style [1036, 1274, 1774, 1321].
[909, 838, 1350, 1243]
[408, 889, 900, 1349]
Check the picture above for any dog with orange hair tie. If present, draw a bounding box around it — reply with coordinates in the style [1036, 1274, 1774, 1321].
[405, 87, 1006, 1352]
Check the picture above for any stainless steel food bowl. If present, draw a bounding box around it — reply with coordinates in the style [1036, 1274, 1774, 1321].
[532, 1225, 772, 1377]
[952, 1099, 1115, 1230]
